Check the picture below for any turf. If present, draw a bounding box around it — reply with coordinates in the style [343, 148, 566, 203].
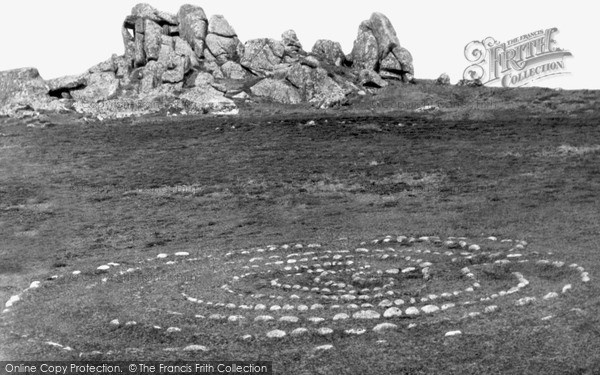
[1, 83, 600, 374]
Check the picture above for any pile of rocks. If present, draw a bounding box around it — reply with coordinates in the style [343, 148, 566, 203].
[1, 4, 417, 119]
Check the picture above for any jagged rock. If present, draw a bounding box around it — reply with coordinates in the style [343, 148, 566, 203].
[208, 15, 237, 37]
[177, 4, 208, 59]
[89, 56, 116, 74]
[349, 12, 413, 82]
[180, 86, 238, 114]
[70, 72, 120, 102]
[312, 40, 346, 66]
[240, 38, 285, 75]
[174, 37, 199, 69]
[359, 69, 387, 88]
[350, 27, 378, 71]
[437, 73, 451, 85]
[282, 30, 304, 62]
[204, 34, 244, 65]
[144, 19, 163, 61]
[285, 64, 347, 108]
[194, 72, 215, 87]
[220, 61, 249, 80]
[250, 78, 301, 104]
[139, 61, 166, 92]
[46, 75, 86, 96]
[132, 3, 177, 25]
[300, 56, 320, 69]
[204, 15, 244, 65]
[0, 68, 50, 116]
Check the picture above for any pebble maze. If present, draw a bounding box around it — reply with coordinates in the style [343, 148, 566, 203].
[3, 235, 592, 355]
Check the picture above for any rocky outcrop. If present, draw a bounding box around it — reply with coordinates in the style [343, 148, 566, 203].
[177, 4, 208, 60]
[0, 68, 52, 116]
[349, 12, 414, 82]
[240, 39, 285, 75]
[250, 79, 302, 105]
[281, 30, 304, 62]
[312, 40, 346, 66]
[358, 69, 388, 88]
[285, 64, 347, 108]
[1, 5, 417, 118]
[204, 15, 244, 67]
[436, 73, 451, 85]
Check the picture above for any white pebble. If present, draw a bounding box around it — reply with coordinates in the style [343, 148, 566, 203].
[373, 323, 398, 333]
[183, 345, 208, 352]
[383, 307, 403, 318]
[290, 328, 308, 336]
[266, 330, 286, 338]
[445, 330, 462, 337]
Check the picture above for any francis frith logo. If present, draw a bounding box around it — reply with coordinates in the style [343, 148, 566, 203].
[463, 28, 572, 87]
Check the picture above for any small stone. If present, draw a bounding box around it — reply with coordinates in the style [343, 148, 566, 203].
[5, 295, 20, 308]
[405, 307, 420, 316]
[562, 284, 572, 293]
[241, 334, 253, 341]
[441, 303, 455, 310]
[125, 321, 137, 326]
[311, 304, 325, 310]
[421, 305, 440, 314]
[385, 269, 399, 275]
[378, 299, 393, 307]
[156, 254, 168, 258]
[317, 327, 334, 335]
[174, 252, 189, 256]
[72, 271, 81, 275]
[394, 299, 405, 306]
[110, 319, 120, 325]
[543, 292, 559, 300]
[445, 330, 462, 337]
[270, 305, 281, 311]
[383, 307, 403, 318]
[228, 315, 245, 322]
[279, 316, 299, 323]
[333, 313, 349, 320]
[345, 328, 366, 335]
[308, 317, 325, 324]
[166, 327, 181, 333]
[183, 345, 208, 352]
[484, 305, 499, 313]
[352, 310, 381, 319]
[254, 304, 267, 310]
[266, 329, 286, 338]
[290, 328, 308, 336]
[96, 265, 110, 272]
[468, 244, 481, 251]
[297, 305, 308, 311]
[373, 323, 398, 333]
[515, 297, 536, 306]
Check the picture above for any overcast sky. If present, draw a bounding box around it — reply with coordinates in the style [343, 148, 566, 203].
[1, 1, 597, 89]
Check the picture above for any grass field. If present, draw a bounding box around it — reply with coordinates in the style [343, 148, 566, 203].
[1, 85, 600, 374]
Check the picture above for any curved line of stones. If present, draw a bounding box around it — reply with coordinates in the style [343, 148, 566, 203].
[1, 235, 591, 355]
[177, 235, 589, 340]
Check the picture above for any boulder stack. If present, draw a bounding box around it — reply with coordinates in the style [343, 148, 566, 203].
[348, 12, 414, 82]
[1, 5, 418, 118]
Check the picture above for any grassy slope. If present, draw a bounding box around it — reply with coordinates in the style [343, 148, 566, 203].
[1, 83, 600, 373]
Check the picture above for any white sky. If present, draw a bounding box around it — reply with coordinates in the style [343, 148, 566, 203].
[1, 1, 597, 89]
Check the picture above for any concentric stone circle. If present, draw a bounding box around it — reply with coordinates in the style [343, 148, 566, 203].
[3, 234, 591, 356]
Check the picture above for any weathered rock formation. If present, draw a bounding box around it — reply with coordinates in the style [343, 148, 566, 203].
[349, 12, 414, 82]
[1, 5, 417, 119]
